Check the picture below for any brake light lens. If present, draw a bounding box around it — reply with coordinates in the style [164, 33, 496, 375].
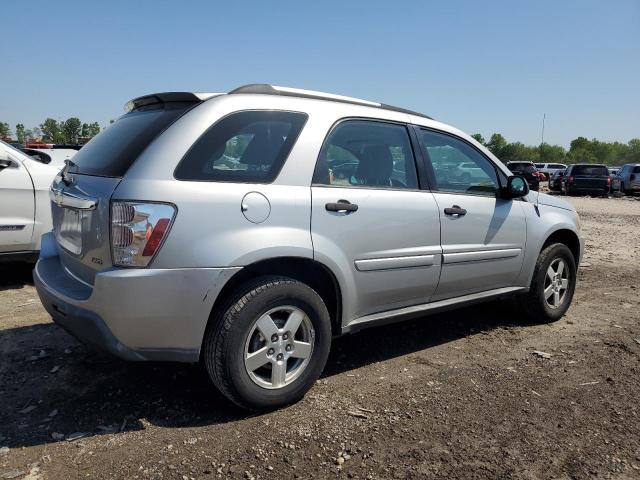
[111, 202, 176, 267]
[607, 177, 612, 186]
[568, 176, 574, 184]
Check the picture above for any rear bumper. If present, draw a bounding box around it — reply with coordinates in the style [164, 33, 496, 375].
[34, 232, 241, 362]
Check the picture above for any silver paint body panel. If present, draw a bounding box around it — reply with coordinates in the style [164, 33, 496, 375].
[34, 91, 583, 361]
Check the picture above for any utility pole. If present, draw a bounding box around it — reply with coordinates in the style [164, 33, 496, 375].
[541, 113, 546, 145]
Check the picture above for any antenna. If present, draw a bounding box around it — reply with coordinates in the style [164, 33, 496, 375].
[535, 113, 546, 216]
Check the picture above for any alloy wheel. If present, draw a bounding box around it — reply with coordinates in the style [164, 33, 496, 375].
[544, 258, 570, 309]
[243, 306, 315, 389]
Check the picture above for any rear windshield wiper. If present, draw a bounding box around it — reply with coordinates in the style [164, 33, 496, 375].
[61, 159, 78, 185]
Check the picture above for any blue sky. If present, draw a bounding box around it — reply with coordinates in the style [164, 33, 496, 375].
[2, 0, 638, 147]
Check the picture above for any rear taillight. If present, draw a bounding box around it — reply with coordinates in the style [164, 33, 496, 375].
[111, 201, 176, 267]
[568, 176, 574, 184]
[607, 177, 612, 186]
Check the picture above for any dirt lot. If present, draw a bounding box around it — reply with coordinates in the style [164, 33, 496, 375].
[1, 196, 639, 480]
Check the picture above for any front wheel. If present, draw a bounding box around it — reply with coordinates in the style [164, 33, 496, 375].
[202, 276, 331, 411]
[518, 243, 577, 323]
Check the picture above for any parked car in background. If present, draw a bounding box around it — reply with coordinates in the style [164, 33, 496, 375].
[506, 161, 540, 191]
[21, 145, 80, 168]
[612, 163, 640, 195]
[534, 164, 546, 181]
[0, 140, 60, 262]
[549, 168, 567, 192]
[536, 163, 567, 178]
[454, 161, 487, 183]
[34, 85, 582, 410]
[608, 166, 621, 176]
[561, 164, 610, 196]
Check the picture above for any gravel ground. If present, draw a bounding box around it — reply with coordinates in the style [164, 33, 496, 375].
[1, 195, 639, 480]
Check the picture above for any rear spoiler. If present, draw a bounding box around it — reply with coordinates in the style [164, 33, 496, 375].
[124, 92, 223, 112]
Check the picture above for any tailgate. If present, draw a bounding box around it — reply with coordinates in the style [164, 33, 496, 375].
[51, 174, 121, 285]
[574, 175, 608, 188]
[47, 99, 200, 285]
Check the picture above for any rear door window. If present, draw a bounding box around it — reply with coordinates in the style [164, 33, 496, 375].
[175, 110, 307, 183]
[70, 102, 195, 177]
[313, 120, 419, 190]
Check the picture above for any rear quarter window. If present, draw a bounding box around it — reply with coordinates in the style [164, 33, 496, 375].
[174, 110, 307, 183]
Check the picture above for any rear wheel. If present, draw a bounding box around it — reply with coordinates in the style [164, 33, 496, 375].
[203, 276, 331, 411]
[518, 243, 576, 323]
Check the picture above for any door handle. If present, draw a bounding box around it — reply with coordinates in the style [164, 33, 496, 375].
[0, 159, 15, 170]
[444, 205, 467, 216]
[325, 200, 358, 213]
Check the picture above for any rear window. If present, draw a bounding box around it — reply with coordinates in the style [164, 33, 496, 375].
[573, 165, 608, 176]
[70, 102, 194, 177]
[174, 110, 307, 183]
[633, 166, 640, 174]
[509, 163, 536, 173]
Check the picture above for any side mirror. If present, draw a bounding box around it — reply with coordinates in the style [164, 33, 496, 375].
[502, 175, 529, 199]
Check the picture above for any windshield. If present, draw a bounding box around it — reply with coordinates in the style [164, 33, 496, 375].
[69, 102, 194, 177]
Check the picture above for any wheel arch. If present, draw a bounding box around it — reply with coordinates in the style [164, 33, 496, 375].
[541, 228, 581, 266]
[206, 256, 343, 340]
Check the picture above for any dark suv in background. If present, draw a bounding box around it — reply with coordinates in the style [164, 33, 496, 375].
[561, 164, 610, 197]
[506, 161, 540, 191]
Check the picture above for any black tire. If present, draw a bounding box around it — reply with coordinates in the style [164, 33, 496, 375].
[518, 243, 577, 323]
[202, 276, 331, 411]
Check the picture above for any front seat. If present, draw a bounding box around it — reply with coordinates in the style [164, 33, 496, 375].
[356, 143, 394, 187]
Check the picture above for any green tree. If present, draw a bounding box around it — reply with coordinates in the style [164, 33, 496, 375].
[29, 127, 42, 142]
[485, 133, 509, 161]
[538, 143, 567, 164]
[0, 122, 11, 139]
[471, 133, 485, 145]
[40, 118, 65, 143]
[501, 142, 539, 163]
[86, 122, 100, 137]
[62, 117, 82, 143]
[15, 124, 26, 144]
[625, 139, 640, 163]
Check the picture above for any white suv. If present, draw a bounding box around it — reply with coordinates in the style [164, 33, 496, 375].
[0, 140, 60, 262]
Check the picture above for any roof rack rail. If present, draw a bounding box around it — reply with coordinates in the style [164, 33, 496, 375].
[228, 84, 432, 120]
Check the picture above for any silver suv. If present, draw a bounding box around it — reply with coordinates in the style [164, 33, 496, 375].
[34, 85, 583, 410]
